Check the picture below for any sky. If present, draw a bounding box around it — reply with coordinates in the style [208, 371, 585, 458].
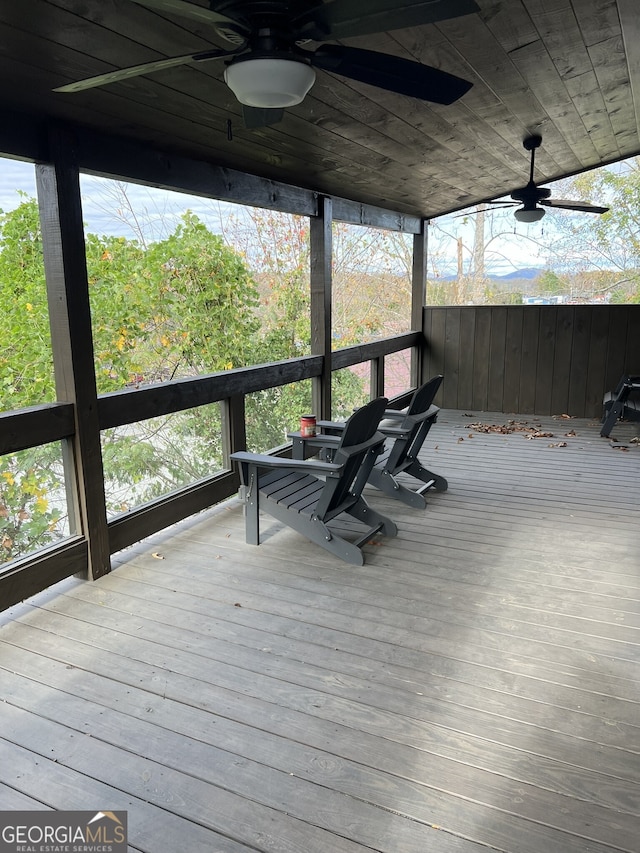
[0, 153, 580, 276]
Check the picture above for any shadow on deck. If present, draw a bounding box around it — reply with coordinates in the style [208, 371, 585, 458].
[1, 410, 639, 853]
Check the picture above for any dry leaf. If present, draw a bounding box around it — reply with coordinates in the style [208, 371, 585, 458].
[564, 430, 577, 437]
[525, 431, 554, 440]
[151, 552, 164, 560]
[457, 437, 465, 443]
[612, 445, 629, 452]
[548, 442, 568, 448]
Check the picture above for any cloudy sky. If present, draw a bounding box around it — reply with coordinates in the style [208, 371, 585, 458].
[0, 155, 236, 241]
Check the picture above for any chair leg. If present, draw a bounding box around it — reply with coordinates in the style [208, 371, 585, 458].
[600, 401, 624, 438]
[369, 468, 428, 509]
[347, 496, 398, 539]
[406, 460, 448, 492]
[242, 472, 260, 545]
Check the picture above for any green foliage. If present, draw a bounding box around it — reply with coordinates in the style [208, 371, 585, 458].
[535, 269, 567, 296]
[87, 211, 261, 390]
[0, 448, 64, 560]
[0, 195, 395, 555]
[0, 197, 55, 408]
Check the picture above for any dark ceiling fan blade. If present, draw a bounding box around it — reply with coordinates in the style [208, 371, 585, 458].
[130, 0, 240, 27]
[54, 48, 233, 93]
[540, 198, 610, 214]
[294, 0, 480, 41]
[309, 45, 472, 104]
[242, 105, 285, 128]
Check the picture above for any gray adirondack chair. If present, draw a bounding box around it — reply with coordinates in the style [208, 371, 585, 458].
[231, 397, 398, 565]
[601, 374, 640, 437]
[294, 376, 447, 509]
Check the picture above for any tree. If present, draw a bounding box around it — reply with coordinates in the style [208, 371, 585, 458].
[1, 199, 263, 553]
[542, 159, 640, 302]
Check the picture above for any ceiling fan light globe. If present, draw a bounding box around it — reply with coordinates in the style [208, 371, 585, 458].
[514, 206, 545, 223]
[224, 58, 316, 108]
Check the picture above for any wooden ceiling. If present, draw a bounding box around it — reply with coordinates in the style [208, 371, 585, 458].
[1, 0, 639, 219]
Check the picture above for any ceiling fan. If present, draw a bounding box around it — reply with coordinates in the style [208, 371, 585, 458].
[54, 0, 478, 127]
[490, 135, 610, 222]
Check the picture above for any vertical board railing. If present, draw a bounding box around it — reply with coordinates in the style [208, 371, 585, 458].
[423, 304, 640, 417]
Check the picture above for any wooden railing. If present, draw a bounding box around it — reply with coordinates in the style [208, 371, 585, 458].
[423, 304, 640, 418]
[0, 332, 420, 611]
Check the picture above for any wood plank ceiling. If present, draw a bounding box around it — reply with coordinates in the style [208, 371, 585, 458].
[0, 0, 638, 219]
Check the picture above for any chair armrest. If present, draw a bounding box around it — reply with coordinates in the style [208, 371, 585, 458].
[287, 431, 341, 448]
[377, 425, 408, 437]
[231, 451, 342, 476]
[315, 419, 345, 433]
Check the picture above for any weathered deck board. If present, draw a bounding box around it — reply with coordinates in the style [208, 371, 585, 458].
[1, 410, 639, 853]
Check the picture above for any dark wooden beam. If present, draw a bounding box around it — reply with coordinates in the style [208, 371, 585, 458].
[0, 403, 74, 455]
[310, 196, 332, 420]
[412, 220, 429, 386]
[222, 394, 247, 463]
[36, 128, 110, 581]
[107, 472, 238, 555]
[0, 110, 422, 231]
[98, 356, 323, 430]
[331, 333, 422, 371]
[0, 538, 87, 611]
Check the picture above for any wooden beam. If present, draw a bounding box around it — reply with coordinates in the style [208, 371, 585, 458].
[36, 127, 110, 581]
[222, 394, 247, 464]
[98, 356, 323, 430]
[310, 196, 333, 420]
[0, 403, 74, 455]
[411, 220, 429, 386]
[0, 111, 420, 230]
[0, 538, 87, 612]
[331, 333, 422, 371]
[107, 472, 238, 555]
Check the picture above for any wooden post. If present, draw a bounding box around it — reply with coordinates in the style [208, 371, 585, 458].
[411, 219, 429, 387]
[222, 394, 247, 463]
[370, 356, 385, 399]
[310, 196, 333, 419]
[36, 126, 110, 580]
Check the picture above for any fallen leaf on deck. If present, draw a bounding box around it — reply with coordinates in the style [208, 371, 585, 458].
[151, 552, 164, 559]
[564, 430, 577, 437]
[548, 442, 568, 448]
[612, 445, 630, 451]
[457, 437, 465, 443]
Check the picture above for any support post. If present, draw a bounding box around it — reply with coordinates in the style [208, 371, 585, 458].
[370, 356, 385, 399]
[222, 394, 247, 462]
[411, 219, 429, 387]
[36, 126, 110, 580]
[310, 196, 333, 419]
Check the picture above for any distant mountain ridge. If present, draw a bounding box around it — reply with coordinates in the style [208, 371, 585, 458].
[439, 267, 543, 281]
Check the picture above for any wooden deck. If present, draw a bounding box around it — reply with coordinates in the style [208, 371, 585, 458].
[1, 409, 639, 853]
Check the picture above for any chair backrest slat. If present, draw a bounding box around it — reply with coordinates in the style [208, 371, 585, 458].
[315, 397, 387, 517]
